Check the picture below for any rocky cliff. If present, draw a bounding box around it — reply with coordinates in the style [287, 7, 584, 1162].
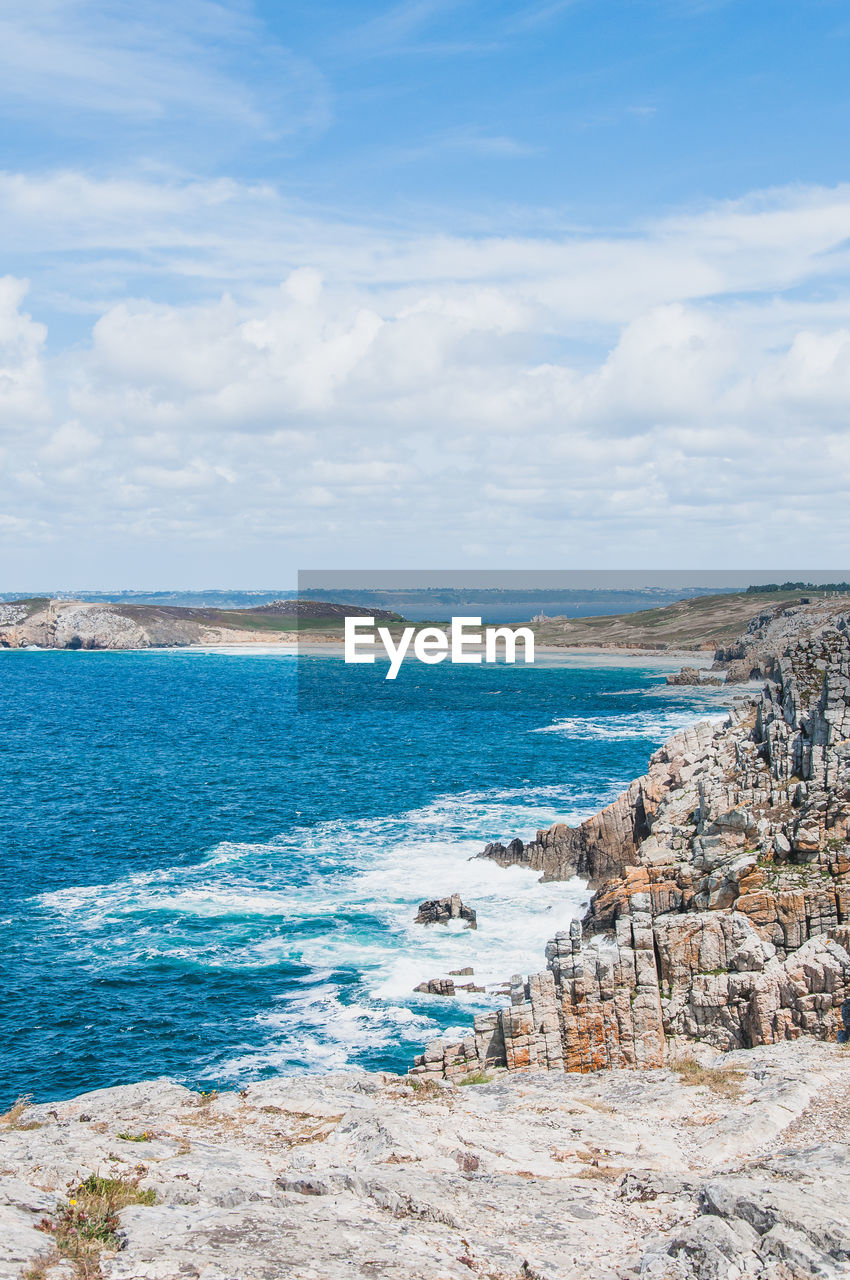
[0, 599, 299, 648]
[413, 616, 850, 1082]
[714, 594, 850, 682]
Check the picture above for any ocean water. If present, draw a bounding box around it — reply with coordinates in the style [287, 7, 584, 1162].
[0, 648, 730, 1107]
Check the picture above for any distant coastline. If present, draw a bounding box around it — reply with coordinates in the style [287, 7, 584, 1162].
[4, 587, 848, 658]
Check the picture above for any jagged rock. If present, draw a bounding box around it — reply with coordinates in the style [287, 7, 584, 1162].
[414, 894, 477, 929]
[716, 596, 850, 686]
[416, 616, 850, 1082]
[666, 667, 723, 687]
[415, 977, 457, 996]
[415, 975, 485, 995]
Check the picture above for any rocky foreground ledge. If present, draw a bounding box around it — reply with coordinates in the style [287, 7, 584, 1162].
[1, 1039, 848, 1280]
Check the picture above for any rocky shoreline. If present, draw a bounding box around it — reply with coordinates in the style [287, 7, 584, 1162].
[411, 604, 850, 1084]
[4, 597, 850, 1279]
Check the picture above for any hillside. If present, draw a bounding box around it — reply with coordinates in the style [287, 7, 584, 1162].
[5, 589, 850, 654]
[0, 598, 390, 648]
[531, 588, 850, 651]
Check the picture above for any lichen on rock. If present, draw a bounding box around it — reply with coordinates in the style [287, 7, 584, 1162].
[413, 615, 850, 1083]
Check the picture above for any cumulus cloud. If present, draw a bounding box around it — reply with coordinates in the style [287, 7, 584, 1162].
[3, 179, 850, 579]
[0, 275, 48, 429]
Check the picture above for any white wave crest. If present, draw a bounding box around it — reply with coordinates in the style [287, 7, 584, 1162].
[531, 708, 725, 741]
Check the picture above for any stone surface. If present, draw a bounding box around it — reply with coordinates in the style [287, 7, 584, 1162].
[666, 666, 724, 687]
[1, 1040, 847, 1280]
[415, 894, 478, 929]
[419, 615, 850, 1083]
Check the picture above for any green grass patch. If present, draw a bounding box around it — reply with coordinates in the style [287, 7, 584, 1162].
[458, 1070, 494, 1086]
[33, 1174, 156, 1279]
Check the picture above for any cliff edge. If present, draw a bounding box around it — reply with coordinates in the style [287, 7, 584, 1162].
[413, 613, 850, 1081]
[0, 599, 305, 648]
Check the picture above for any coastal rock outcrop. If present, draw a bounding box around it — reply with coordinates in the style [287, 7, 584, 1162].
[666, 665, 723, 686]
[2, 1041, 847, 1280]
[0, 598, 300, 649]
[414, 976, 485, 995]
[714, 594, 850, 683]
[413, 616, 850, 1082]
[415, 894, 478, 929]
[415, 977, 459, 995]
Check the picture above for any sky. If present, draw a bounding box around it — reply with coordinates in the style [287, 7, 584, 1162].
[2, 0, 850, 587]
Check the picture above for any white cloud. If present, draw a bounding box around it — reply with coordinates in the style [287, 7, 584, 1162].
[0, 275, 48, 429]
[3, 179, 850, 578]
[38, 420, 100, 463]
[4, 170, 850, 325]
[0, 0, 330, 140]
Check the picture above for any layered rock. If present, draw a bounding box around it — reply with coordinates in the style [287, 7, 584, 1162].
[414, 894, 477, 929]
[666, 665, 723, 686]
[413, 618, 850, 1081]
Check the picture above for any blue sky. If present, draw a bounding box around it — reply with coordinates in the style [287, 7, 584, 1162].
[1, 1, 850, 584]
[7, 2, 850, 217]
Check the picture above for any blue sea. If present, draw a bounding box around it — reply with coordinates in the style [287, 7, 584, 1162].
[0, 647, 730, 1107]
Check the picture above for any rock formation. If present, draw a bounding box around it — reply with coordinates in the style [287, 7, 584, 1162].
[412, 618, 850, 1082]
[714, 594, 850, 683]
[666, 665, 723, 686]
[415, 977, 459, 996]
[415, 894, 478, 929]
[2, 1040, 847, 1280]
[0, 598, 299, 649]
[415, 975, 485, 996]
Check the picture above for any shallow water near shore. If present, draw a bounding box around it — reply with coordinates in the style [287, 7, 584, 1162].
[0, 648, 730, 1106]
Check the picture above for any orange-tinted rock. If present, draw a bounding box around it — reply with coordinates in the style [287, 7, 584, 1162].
[412, 621, 850, 1082]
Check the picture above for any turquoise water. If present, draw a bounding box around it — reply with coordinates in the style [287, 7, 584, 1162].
[0, 648, 727, 1106]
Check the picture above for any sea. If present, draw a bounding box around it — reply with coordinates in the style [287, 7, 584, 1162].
[0, 644, 732, 1108]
